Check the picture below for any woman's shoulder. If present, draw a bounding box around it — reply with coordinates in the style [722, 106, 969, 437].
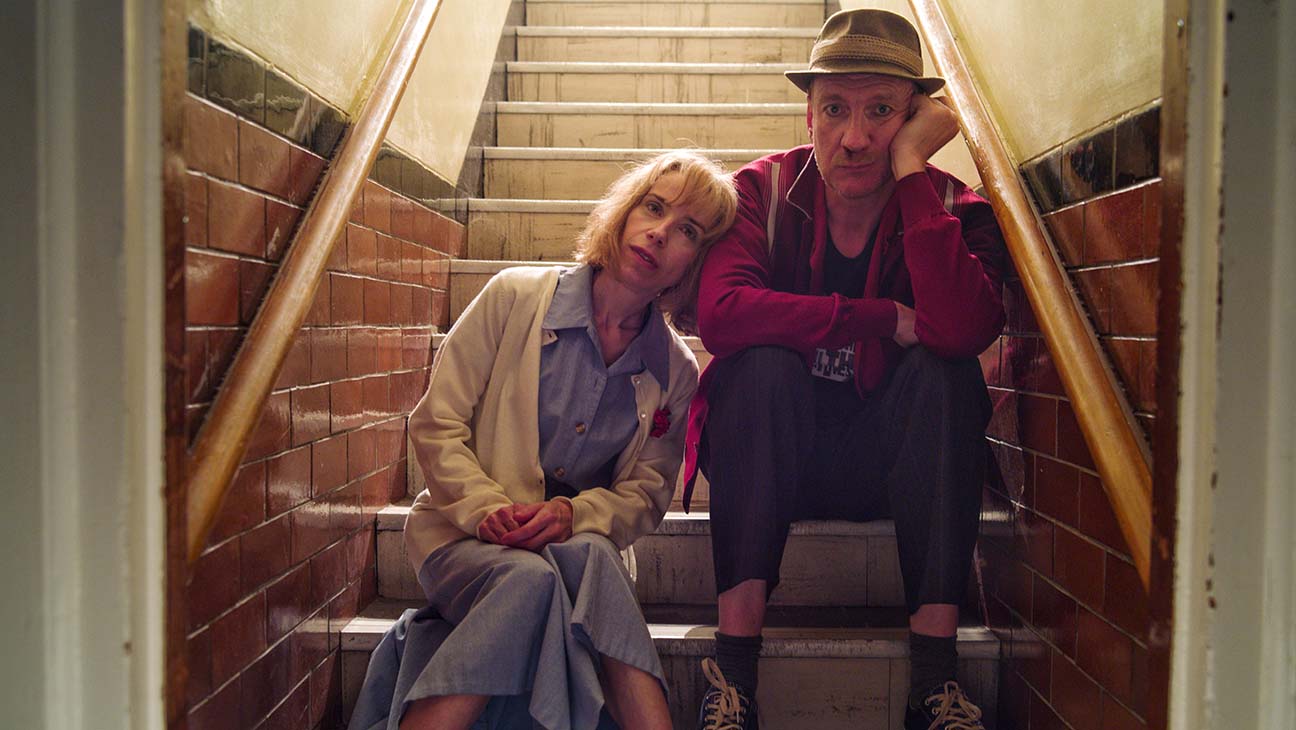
[662, 327, 700, 382]
[487, 265, 564, 292]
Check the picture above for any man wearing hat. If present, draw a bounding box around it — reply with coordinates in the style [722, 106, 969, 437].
[682, 8, 1006, 730]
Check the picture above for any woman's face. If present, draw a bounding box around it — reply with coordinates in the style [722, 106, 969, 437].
[612, 172, 706, 296]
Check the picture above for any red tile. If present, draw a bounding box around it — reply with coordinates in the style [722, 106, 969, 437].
[413, 205, 434, 246]
[186, 628, 213, 709]
[309, 641, 342, 728]
[377, 328, 403, 372]
[329, 481, 362, 541]
[432, 290, 449, 329]
[1023, 509, 1054, 577]
[363, 181, 392, 233]
[328, 581, 363, 635]
[411, 287, 433, 327]
[207, 180, 266, 256]
[427, 250, 451, 289]
[207, 328, 242, 392]
[240, 514, 292, 590]
[1137, 340, 1157, 413]
[288, 147, 326, 206]
[1029, 690, 1067, 730]
[978, 336, 1003, 386]
[239, 640, 293, 728]
[1032, 575, 1078, 658]
[390, 459, 409, 502]
[326, 229, 347, 272]
[348, 187, 363, 224]
[402, 329, 432, 369]
[361, 375, 390, 423]
[266, 563, 312, 644]
[1130, 642, 1149, 716]
[245, 390, 292, 461]
[290, 500, 332, 563]
[238, 258, 273, 325]
[262, 680, 310, 730]
[309, 327, 347, 384]
[305, 276, 331, 327]
[376, 233, 401, 280]
[1019, 630, 1053, 703]
[1085, 187, 1144, 265]
[186, 250, 240, 326]
[311, 434, 348, 496]
[186, 172, 209, 248]
[346, 224, 378, 275]
[347, 426, 377, 480]
[345, 529, 375, 583]
[1076, 608, 1133, 701]
[1045, 204, 1085, 267]
[210, 591, 268, 685]
[266, 445, 312, 518]
[274, 330, 311, 390]
[402, 241, 424, 285]
[376, 418, 406, 466]
[391, 195, 414, 241]
[1019, 394, 1058, 456]
[309, 540, 347, 608]
[1102, 694, 1145, 730]
[1103, 556, 1149, 637]
[999, 559, 1033, 621]
[1141, 181, 1162, 258]
[187, 328, 212, 403]
[391, 369, 423, 414]
[290, 607, 332, 679]
[1034, 456, 1079, 527]
[363, 278, 392, 324]
[360, 469, 391, 516]
[390, 283, 414, 326]
[290, 383, 330, 447]
[1104, 337, 1142, 410]
[184, 96, 238, 179]
[329, 273, 363, 326]
[986, 387, 1018, 444]
[187, 674, 240, 730]
[1107, 262, 1158, 336]
[1055, 403, 1096, 471]
[1002, 279, 1039, 335]
[208, 461, 267, 545]
[1078, 473, 1130, 556]
[1050, 651, 1102, 730]
[999, 664, 1031, 730]
[186, 403, 209, 446]
[238, 120, 292, 199]
[188, 538, 242, 630]
[348, 327, 377, 377]
[1054, 527, 1106, 609]
[265, 199, 301, 262]
[329, 379, 363, 433]
[1074, 267, 1113, 334]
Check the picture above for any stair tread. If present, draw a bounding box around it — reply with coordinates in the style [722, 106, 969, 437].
[484, 146, 779, 159]
[341, 599, 999, 657]
[497, 101, 804, 114]
[509, 61, 803, 73]
[516, 25, 821, 38]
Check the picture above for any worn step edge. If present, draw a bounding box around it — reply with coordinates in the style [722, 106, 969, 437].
[526, 0, 822, 5]
[484, 146, 777, 160]
[497, 101, 804, 115]
[466, 198, 596, 213]
[516, 26, 820, 38]
[341, 599, 999, 658]
[508, 61, 803, 74]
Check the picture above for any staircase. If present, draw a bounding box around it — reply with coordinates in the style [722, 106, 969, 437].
[339, 2, 1001, 727]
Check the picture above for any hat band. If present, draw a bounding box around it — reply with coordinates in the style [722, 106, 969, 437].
[809, 36, 923, 77]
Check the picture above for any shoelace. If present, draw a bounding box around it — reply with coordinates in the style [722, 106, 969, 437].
[923, 681, 984, 730]
[700, 658, 747, 730]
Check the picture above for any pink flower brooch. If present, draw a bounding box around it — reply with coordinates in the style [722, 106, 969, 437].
[650, 407, 671, 438]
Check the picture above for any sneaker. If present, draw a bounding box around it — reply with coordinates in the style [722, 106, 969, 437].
[697, 657, 758, 730]
[904, 680, 986, 730]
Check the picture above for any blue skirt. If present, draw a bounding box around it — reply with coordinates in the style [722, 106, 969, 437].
[347, 534, 665, 730]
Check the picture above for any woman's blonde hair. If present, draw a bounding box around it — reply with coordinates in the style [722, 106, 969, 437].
[573, 150, 738, 334]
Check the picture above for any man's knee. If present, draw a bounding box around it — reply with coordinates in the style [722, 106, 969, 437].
[894, 346, 987, 407]
[720, 346, 806, 389]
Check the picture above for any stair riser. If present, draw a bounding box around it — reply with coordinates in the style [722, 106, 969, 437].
[526, 2, 825, 28]
[497, 111, 809, 149]
[519, 35, 816, 64]
[466, 208, 591, 260]
[508, 70, 804, 103]
[483, 154, 760, 200]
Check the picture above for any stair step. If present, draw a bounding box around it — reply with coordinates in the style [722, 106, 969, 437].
[506, 61, 805, 103]
[482, 146, 772, 200]
[517, 25, 818, 63]
[525, 0, 827, 29]
[495, 101, 809, 148]
[339, 599, 1000, 729]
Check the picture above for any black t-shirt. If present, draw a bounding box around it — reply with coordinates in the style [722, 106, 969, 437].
[811, 235, 875, 422]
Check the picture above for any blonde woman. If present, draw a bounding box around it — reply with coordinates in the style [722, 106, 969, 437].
[351, 151, 736, 730]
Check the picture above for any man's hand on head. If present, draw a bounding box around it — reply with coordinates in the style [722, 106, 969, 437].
[890, 94, 960, 180]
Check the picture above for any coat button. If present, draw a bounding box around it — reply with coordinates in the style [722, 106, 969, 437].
[632, 375, 641, 385]
[575, 423, 587, 434]
[555, 467, 566, 478]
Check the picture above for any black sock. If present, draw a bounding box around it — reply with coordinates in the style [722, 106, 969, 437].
[908, 632, 957, 708]
[714, 632, 762, 692]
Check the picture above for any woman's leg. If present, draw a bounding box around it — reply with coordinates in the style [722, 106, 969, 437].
[599, 655, 671, 730]
[399, 695, 490, 730]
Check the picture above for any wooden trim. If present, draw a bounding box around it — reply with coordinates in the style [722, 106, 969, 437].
[184, 0, 445, 563]
[908, 0, 1153, 589]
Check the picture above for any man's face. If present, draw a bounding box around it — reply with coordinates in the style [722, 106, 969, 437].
[807, 74, 915, 204]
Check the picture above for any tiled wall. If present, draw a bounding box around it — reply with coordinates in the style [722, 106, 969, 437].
[978, 104, 1160, 730]
[181, 27, 466, 730]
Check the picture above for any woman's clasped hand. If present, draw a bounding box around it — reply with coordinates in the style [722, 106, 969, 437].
[477, 500, 573, 550]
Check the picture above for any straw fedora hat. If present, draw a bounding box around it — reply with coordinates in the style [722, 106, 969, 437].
[785, 9, 945, 95]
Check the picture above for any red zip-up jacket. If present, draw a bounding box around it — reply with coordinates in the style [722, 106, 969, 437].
[681, 145, 1007, 509]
